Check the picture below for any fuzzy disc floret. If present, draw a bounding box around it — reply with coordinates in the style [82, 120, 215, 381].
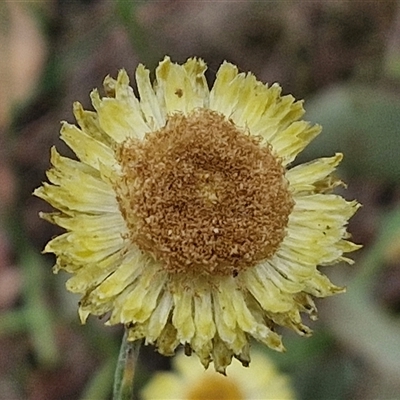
[116, 108, 294, 276]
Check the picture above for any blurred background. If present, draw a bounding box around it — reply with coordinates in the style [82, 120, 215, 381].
[1, 1, 400, 399]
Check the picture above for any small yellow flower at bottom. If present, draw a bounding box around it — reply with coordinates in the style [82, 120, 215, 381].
[141, 349, 295, 400]
[34, 56, 360, 374]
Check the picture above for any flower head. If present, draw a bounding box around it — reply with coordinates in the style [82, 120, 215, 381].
[34, 56, 360, 373]
[141, 349, 295, 400]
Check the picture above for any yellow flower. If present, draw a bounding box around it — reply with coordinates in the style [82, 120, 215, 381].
[34, 56, 360, 373]
[141, 349, 295, 400]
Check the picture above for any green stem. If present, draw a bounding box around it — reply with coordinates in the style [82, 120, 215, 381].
[113, 329, 142, 400]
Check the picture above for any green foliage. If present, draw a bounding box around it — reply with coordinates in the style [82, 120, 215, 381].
[304, 84, 400, 181]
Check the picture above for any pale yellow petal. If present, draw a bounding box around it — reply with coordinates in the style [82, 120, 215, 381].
[270, 250, 315, 281]
[156, 323, 180, 356]
[136, 63, 166, 129]
[193, 288, 216, 347]
[287, 153, 343, 194]
[122, 272, 166, 323]
[89, 249, 145, 302]
[141, 373, 184, 400]
[72, 102, 113, 146]
[304, 271, 345, 297]
[127, 320, 149, 341]
[34, 148, 118, 214]
[230, 287, 262, 334]
[41, 212, 126, 237]
[209, 61, 239, 115]
[212, 337, 234, 374]
[90, 71, 150, 143]
[229, 80, 305, 146]
[172, 286, 195, 343]
[183, 57, 209, 106]
[111, 261, 163, 324]
[269, 120, 321, 165]
[212, 289, 238, 347]
[212, 291, 249, 355]
[60, 122, 115, 170]
[268, 309, 312, 336]
[213, 279, 237, 331]
[146, 290, 174, 344]
[66, 251, 122, 293]
[44, 230, 122, 265]
[293, 193, 360, 218]
[155, 56, 209, 115]
[260, 261, 305, 293]
[243, 268, 294, 313]
[228, 351, 295, 399]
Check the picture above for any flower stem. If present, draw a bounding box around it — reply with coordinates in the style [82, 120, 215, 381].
[113, 329, 142, 400]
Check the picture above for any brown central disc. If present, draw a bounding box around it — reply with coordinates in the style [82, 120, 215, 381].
[115, 109, 294, 276]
